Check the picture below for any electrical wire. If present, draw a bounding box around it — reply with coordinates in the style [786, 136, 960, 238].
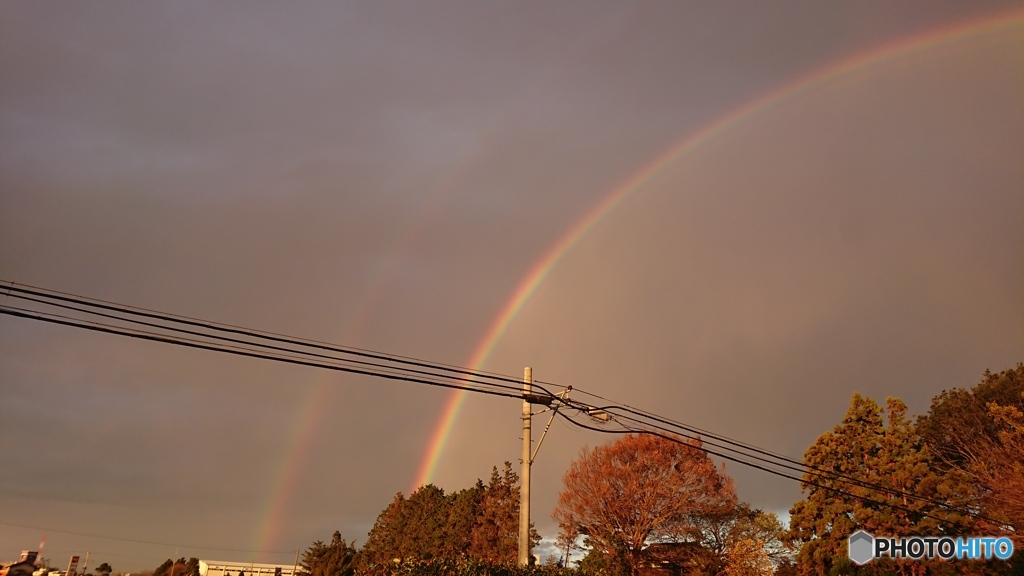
[553, 410, 988, 529]
[1, 282, 549, 396]
[1, 291, 531, 397]
[0, 305, 525, 401]
[0, 522, 295, 554]
[549, 387, 989, 524]
[578, 401, 969, 514]
[2, 280, 1006, 530]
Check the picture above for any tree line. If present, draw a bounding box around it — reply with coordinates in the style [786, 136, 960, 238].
[156, 363, 1022, 576]
[305, 463, 542, 575]
[787, 363, 1024, 575]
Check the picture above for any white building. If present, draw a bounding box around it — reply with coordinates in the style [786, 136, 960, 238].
[198, 561, 302, 576]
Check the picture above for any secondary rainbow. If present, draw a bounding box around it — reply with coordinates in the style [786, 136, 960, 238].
[410, 7, 1024, 491]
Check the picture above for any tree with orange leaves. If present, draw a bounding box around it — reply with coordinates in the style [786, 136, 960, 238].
[553, 433, 737, 576]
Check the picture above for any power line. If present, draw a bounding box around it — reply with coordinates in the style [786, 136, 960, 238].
[543, 382, 994, 525]
[3, 291, 530, 396]
[0, 306, 525, 402]
[0, 522, 295, 555]
[553, 398, 1005, 528]
[553, 410, 988, 529]
[1, 282, 548, 396]
[1, 280, 1001, 530]
[563, 397, 972, 516]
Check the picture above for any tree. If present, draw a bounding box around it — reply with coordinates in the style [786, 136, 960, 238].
[358, 463, 539, 569]
[95, 564, 113, 576]
[787, 394, 976, 576]
[470, 462, 539, 564]
[303, 531, 357, 576]
[553, 530, 580, 569]
[688, 504, 791, 576]
[153, 558, 196, 576]
[918, 364, 1024, 548]
[361, 485, 451, 565]
[153, 560, 174, 576]
[724, 537, 773, 576]
[576, 545, 631, 576]
[553, 433, 737, 576]
[962, 394, 1024, 550]
[446, 479, 483, 559]
[917, 364, 1024, 469]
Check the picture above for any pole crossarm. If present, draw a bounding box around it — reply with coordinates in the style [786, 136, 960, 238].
[531, 386, 571, 465]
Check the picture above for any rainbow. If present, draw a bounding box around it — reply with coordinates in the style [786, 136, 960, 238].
[250, 381, 333, 559]
[409, 6, 1024, 491]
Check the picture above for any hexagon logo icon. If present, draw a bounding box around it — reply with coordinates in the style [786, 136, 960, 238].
[849, 530, 874, 565]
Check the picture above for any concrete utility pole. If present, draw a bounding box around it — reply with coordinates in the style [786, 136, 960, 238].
[518, 366, 533, 567]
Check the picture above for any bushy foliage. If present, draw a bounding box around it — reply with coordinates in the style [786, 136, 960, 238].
[689, 503, 791, 575]
[786, 394, 976, 575]
[153, 558, 198, 576]
[917, 363, 1024, 470]
[787, 371, 1024, 576]
[358, 463, 539, 568]
[554, 433, 738, 576]
[918, 363, 1024, 549]
[304, 531, 358, 576]
[355, 557, 580, 576]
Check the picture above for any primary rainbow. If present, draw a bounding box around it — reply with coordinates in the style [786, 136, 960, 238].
[409, 6, 1024, 492]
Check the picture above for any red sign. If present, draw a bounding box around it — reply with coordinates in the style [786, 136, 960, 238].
[67, 556, 80, 576]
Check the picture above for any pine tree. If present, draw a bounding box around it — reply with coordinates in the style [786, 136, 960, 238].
[469, 462, 538, 564]
[358, 464, 541, 569]
[360, 485, 450, 565]
[918, 363, 1024, 551]
[445, 480, 483, 558]
[787, 394, 975, 576]
[303, 531, 356, 576]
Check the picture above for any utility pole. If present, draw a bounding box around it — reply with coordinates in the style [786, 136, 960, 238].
[518, 368, 571, 567]
[518, 366, 532, 567]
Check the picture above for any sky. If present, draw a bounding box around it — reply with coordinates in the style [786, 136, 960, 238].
[2, 1, 1023, 571]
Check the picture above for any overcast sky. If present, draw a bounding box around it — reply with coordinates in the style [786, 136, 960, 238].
[2, 1, 1023, 571]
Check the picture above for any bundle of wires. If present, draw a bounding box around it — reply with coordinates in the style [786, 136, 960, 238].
[0, 280, 1000, 529]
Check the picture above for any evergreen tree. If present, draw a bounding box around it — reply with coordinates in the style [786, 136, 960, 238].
[360, 485, 451, 565]
[361, 493, 407, 565]
[973, 394, 1024, 551]
[358, 464, 541, 568]
[303, 531, 357, 576]
[446, 480, 483, 558]
[153, 558, 191, 576]
[398, 484, 450, 560]
[917, 364, 1024, 469]
[787, 394, 977, 576]
[918, 363, 1024, 549]
[153, 560, 174, 576]
[470, 462, 539, 564]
